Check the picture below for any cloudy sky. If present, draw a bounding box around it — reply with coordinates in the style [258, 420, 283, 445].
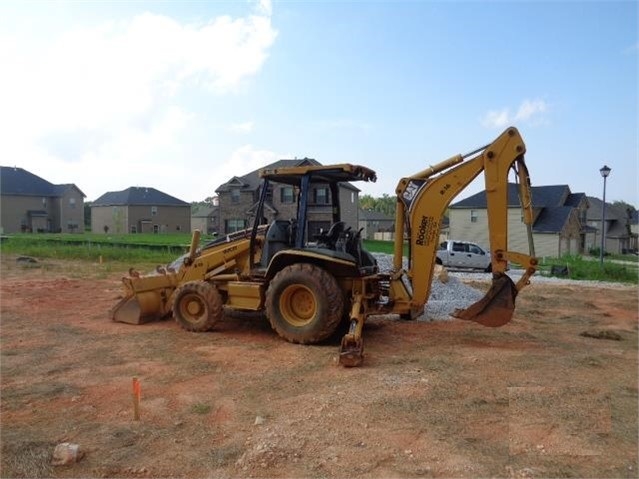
[1, 1, 637, 205]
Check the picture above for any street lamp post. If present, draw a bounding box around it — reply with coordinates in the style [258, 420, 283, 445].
[599, 165, 611, 266]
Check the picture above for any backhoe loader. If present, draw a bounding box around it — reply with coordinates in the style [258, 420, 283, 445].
[110, 126, 538, 366]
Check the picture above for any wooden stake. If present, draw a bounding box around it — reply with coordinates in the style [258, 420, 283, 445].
[132, 377, 141, 421]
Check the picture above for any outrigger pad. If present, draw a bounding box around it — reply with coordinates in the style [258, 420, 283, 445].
[452, 273, 518, 327]
[339, 336, 364, 367]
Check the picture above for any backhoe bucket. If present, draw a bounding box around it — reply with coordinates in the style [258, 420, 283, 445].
[452, 273, 518, 327]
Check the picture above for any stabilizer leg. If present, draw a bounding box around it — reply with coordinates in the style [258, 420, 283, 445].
[338, 294, 365, 367]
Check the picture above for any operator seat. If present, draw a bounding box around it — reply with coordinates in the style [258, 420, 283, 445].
[317, 221, 346, 249]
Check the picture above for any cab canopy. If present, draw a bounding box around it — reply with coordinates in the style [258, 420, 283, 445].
[259, 163, 377, 185]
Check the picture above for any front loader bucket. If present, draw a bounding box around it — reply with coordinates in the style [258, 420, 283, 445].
[452, 273, 518, 327]
[110, 296, 147, 325]
[110, 288, 167, 325]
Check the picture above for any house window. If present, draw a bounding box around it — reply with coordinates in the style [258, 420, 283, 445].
[470, 210, 478, 223]
[226, 218, 246, 233]
[314, 187, 329, 205]
[231, 188, 241, 204]
[69, 197, 76, 209]
[130, 225, 137, 233]
[176, 225, 181, 231]
[151, 206, 158, 216]
[42, 197, 47, 207]
[153, 224, 159, 233]
[281, 186, 294, 204]
[351, 192, 355, 203]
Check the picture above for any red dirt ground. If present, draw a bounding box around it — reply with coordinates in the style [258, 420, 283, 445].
[1, 256, 637, 478]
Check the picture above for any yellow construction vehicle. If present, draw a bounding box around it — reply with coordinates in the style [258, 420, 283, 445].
[110, 126, 538, 366]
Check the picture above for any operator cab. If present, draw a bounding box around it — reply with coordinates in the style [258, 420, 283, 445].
[249, 164, 379, 275]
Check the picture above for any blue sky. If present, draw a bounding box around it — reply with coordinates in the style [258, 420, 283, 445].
[1, 1, 636, 206]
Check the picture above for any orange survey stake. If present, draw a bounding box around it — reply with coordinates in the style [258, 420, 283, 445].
[132, 377, 141, 420]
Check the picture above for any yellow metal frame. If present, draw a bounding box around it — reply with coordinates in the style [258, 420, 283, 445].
[389, 127, 536, 313]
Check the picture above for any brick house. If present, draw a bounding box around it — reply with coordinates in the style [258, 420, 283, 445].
[191, 204, 219, 235]
[0, 166, 85, 234]
[91, 187, 190, 234]
[215, 158, 360, 237]
[449, 184, 590, 258]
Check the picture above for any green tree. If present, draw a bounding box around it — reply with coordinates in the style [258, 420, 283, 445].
[612, 200, 637, 213]
[359, 194, 396, 217]
[360, 194, 376, 211]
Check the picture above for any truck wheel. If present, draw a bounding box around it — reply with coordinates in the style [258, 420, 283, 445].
[435, 257, 442, 265]
[484, 263, 493, 273]
[265, 263, 344, 344]
[172, 281, 223, 332]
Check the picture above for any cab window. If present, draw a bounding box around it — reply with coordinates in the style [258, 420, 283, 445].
[452, 242, 466, 252]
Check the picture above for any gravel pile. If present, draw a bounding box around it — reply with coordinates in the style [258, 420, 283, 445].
[371, 253, 634, 322]
[372, 253, 484, 321]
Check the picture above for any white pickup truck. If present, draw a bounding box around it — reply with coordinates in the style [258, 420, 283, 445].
[435, 240, 492, 272]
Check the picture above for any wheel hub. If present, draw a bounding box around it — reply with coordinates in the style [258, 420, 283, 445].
[186, 299, 202, 316]
[281, 285, 316, 326]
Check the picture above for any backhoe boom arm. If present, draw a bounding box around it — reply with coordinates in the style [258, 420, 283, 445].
[393, 126, 537, 313]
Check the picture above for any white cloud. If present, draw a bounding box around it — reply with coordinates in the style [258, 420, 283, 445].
[201, 144, 285, 197]
[257, 0, 273, 17]
[480, 109, 510, 129]
[480, 99, 549, 129]
[514, 99, 547, 121]
[229, 121, 255, 133]
[0, 1, 277, 201]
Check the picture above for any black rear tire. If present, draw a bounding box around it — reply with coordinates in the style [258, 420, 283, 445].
[172, 281, 223, 332]
[265, 263, 344, 344]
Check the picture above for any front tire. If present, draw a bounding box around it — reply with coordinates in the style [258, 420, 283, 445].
[265, 263, 344, 344]
[172, 281, 223, 332]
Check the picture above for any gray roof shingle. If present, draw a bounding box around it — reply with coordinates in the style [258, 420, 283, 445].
[1, 167, 86, 198]
[1, 166, 60, 197]
[451, 183, 572, 209]
[92, 187, 189, 206]
[359, 209, 394, 221]
[451, 183, 591, 234]
[532, 206, 573, 233]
